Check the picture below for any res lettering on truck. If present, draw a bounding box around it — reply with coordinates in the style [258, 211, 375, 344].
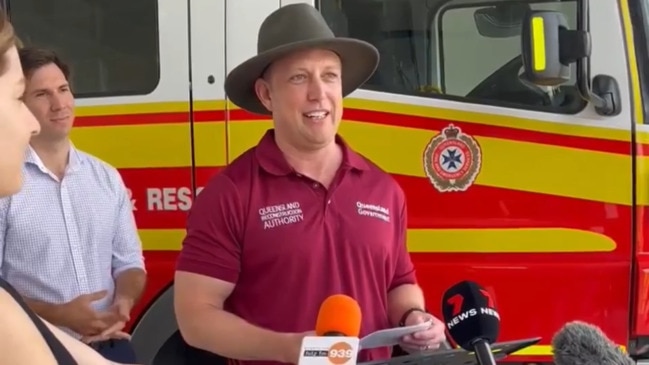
[126, 187, 205, 212]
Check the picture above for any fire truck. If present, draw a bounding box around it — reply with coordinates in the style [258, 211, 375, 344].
[6, 0, 649, 363]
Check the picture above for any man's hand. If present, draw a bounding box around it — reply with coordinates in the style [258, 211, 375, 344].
[111, 296, 134, 323]
[81, 296, 134, 343]
[399, 311, 446, 353]
[80, 323, 131, 344]
[281, 331, 314, 364]
[60, 291, 119, 337]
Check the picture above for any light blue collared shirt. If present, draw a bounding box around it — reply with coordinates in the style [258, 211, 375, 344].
[0, 145, 145, 337]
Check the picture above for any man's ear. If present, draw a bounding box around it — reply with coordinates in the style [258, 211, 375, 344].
[254, 78, 273, 112]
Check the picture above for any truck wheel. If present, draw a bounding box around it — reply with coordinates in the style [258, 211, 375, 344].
[153, 331, 227, 365]
[130, 284, 227, 365]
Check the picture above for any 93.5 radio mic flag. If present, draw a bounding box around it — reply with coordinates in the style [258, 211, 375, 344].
[441, 280, 500, 365]
[552, 321, 634, 365]
[298, 294, 363, 365]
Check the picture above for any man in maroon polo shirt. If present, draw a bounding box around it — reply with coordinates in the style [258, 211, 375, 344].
[174, 4, 447, 365]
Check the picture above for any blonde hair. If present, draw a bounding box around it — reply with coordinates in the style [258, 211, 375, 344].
[0, 11, 16, 75]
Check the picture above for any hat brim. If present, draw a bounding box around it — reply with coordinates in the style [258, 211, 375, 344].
[224, 37, 379, 115]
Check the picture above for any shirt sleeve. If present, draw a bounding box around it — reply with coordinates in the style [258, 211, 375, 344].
[175, 172, 244, 284]
[111, 172, 146, 278]
[388, 189, 417, 291]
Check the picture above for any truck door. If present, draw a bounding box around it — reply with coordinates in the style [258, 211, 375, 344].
[8, 0, 194, 248]
[188, 0, 227, 188]
[7, 0, 195, 363]
[125, 0, 229, 363]
[630, 0, 649, 354]
[225, 0, 288, 159]
[313, 0, 636, 360]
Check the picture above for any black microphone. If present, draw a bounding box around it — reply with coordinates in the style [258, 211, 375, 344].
[441, 280, 500, 365]
[552, 321, 634, 365]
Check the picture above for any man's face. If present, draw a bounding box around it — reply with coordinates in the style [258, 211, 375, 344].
[23, 63, 75, 143]
[255, 48, 343, 151]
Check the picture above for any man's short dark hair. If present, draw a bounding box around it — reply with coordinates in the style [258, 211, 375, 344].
[18, 47, 70, 81]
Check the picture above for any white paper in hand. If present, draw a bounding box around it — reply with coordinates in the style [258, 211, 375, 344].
[359, 320, 432, 350]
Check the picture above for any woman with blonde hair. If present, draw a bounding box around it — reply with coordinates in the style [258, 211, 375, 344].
[0, 11, 138, 365]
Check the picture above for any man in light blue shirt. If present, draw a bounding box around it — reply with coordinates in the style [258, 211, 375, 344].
[0, 46, 146, 364]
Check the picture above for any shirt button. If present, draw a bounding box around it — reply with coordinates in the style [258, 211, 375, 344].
[312, 183, 318, 188]
[327, 199, 331, 205]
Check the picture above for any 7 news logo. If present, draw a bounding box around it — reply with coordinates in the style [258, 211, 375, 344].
[445, 289, 500, 329]
[446, 289, 495, 316]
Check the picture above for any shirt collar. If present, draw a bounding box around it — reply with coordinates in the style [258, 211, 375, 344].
[25, 142, 84, 173]
[255, 129, 369, 176]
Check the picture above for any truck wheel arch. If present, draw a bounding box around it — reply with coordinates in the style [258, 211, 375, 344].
[131, 284, 180, 364]
[130, 284, 227, 365]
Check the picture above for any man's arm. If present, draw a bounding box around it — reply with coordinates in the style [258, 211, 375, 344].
[175, 272, 301, 363]
[114, 268, 146, 305]
[387, 284, 426, 327]
[111, 172, 146, 305]
[387, 194, 425, 327]
[174, 174, 302, 364]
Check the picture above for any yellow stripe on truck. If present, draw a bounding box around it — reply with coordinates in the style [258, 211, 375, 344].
[71, 99, 644, 206]
[140, 228, 616, 253]
[73, 119, 635, 206]
[228, 120, 634, 205]
[617, 0, 644, 125]
[70, 122, 227, 168]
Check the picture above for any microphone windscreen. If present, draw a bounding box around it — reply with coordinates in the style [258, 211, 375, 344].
[315, 294, 362, 337]
[552, 321, 634, 365]
[441, 280, 500, 350]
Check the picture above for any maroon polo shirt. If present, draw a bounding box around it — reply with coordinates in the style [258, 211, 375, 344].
[176, 129, 417, 365]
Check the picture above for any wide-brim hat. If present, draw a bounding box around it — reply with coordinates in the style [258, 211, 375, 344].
[224, 3, 380, 115]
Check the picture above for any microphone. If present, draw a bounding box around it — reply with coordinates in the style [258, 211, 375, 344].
[315, 293, 362, 337]
[441, 280, 500, 365]
[552, 321, 634, 365]
[299, 294, 362, 365]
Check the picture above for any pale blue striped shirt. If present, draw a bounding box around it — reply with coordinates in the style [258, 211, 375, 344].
[0, 145, 145, 338]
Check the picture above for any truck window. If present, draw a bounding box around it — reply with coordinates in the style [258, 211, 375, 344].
[318, 0, 584, 114]
[8, 0, 159, 98]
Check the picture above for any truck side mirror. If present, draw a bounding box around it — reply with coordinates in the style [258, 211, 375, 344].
[520, 11, 572, 86]
[520, 10, 621, 116]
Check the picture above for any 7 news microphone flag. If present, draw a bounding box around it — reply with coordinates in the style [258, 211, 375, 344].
[441, 280, 500, 365]
[358, 279, 540, 365]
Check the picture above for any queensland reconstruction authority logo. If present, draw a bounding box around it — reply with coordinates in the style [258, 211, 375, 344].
[423, 124, 482, 192]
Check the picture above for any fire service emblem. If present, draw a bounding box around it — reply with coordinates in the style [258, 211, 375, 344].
[423, 124, 482, 193]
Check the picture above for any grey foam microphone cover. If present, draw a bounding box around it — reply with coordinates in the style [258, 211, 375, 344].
[552, 320, 634, 365]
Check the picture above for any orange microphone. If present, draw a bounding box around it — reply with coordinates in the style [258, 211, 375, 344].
[315, 294, 362, 337]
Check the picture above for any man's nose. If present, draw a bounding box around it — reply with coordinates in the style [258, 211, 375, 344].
[49, 93, 65, 110]
[307, 77, 327, 100]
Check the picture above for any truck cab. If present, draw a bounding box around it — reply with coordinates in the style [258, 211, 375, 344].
[5, 0, 649, 364]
